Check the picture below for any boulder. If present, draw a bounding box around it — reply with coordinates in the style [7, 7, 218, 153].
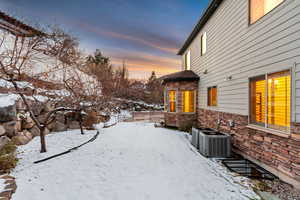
[29, 126, 40, 137]
[32, 103, 44, 116]
[68, 121, 80, 130]
[43, 102, 54, 113]
[0, 105, 16, 123]
[0, 136, 11, 150]
[15, 120, 22, 132]
[83, 111, 99, 128]
[52, 121, 67, 132]
[22, 116, 35, 129]
[2, 121, 16, 138]
[0, 125, 5, 136]
[23, 130, 33, 140]
[11, 132, 30, 145]
[37, 114, 47, 124]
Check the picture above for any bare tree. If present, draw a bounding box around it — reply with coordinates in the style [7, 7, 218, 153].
[0, 27, 104, 153]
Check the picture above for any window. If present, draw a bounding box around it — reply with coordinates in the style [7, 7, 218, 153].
[250, 70, 291, 132]
[167, 90, 177, 112]
[182, 91, 196, 113]
[201, 32, 207, 56]
[208, 86, 217, 106]
[184, 50, 191, 70]
[250, 0, 284, 24]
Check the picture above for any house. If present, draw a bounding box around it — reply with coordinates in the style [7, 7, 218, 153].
[162, 0, 300, 189]
[0, 11, 43, 37]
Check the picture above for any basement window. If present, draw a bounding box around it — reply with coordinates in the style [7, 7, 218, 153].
[182, 90, 196, 113]
[250, 0, 285, 24]
[250, 70, 291, 132]
[208, 86, 217, 107]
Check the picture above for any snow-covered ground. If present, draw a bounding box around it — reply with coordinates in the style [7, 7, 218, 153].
[12, 122, 260, 200]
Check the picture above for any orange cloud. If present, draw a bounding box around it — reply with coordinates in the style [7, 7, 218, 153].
[110, 52, 181, 79]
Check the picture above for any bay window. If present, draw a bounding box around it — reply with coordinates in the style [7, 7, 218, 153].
[182, 90, 196, 113]
[250, 0, 285, 24]
[250, 70, 291, 132]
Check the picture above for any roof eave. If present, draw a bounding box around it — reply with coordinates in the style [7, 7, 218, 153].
[177, 0, 224, 55]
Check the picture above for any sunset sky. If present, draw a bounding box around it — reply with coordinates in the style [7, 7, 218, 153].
[1, 0, 209, 79]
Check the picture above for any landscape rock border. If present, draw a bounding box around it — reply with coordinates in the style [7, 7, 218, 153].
[0, 174, 17, 200]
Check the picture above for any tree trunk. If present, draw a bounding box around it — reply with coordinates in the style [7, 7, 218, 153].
[40, 127, 47, 153]
[79, 114, 84, 135]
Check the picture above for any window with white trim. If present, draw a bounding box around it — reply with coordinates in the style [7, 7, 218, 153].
[250, 0, 285, 24]
[184, 50, 191, 70]
[201, 32, 207, 56]
[250, 70, 291, 132]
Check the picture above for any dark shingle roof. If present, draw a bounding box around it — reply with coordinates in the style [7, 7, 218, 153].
[178, 0, 224, 55]
[160, 70, 200, 84]
[0, 11, 44, 37]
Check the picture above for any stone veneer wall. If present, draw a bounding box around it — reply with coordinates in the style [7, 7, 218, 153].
[197, 108, 300, 188]
[164, 81, 198, 129]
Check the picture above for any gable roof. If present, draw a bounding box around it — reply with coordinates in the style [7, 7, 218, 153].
[0, 11, 44, 37]
[178, 0, 224, 55]
[160, 70, 200, 84]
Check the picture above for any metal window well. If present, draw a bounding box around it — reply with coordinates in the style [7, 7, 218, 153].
[191, 127, 231, 158]
[222, 158, 277, 180]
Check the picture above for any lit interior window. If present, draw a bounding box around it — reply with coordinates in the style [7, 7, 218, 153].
[267, 71, 291, 131]
[182, 91, 195, 113]
[201, 32, 207, 55]
[168, 90, 176, 112]
[185, 50, 191, 70]
[250, 70, 290, 132]
[208, 86, 217, 106]
[250, 0, 284, 24]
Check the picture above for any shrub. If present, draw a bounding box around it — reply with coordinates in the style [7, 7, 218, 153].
[0, 142, 18, 173]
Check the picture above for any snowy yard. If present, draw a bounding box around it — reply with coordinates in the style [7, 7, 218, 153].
[12, 122, 260, 200]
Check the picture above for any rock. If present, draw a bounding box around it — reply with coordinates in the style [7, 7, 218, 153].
[2, 121, 16, 138]
[32, 103, 44, 116]
[15, 120, 22, 132]
[0, 136, 11, 150]
[23, 130, 33, 140]
[37, 114, 47, 124]
[22, 116, 35, 129]
[29, 126, 40, 137]
[0, 125, 5, 136]
[11, 135, 30, 145]
[55, 113, 66, 123]
[52, 121, 67, 132]
[83, 111, 99, 128]
[68, 121, 80, 130]
[43, 102, 54, 113]
[0, 105, 16, 123]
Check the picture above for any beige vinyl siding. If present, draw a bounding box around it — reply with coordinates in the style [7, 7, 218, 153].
[182, 0, 300, 117]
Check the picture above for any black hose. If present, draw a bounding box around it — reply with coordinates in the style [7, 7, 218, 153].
[34, 131, 100, 164]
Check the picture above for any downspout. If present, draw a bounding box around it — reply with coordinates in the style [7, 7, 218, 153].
[293, 62, 297, 124]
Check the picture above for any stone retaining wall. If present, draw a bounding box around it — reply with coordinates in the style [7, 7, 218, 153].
[0, 174, 17, 200]
[197, 108, 300, 188]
